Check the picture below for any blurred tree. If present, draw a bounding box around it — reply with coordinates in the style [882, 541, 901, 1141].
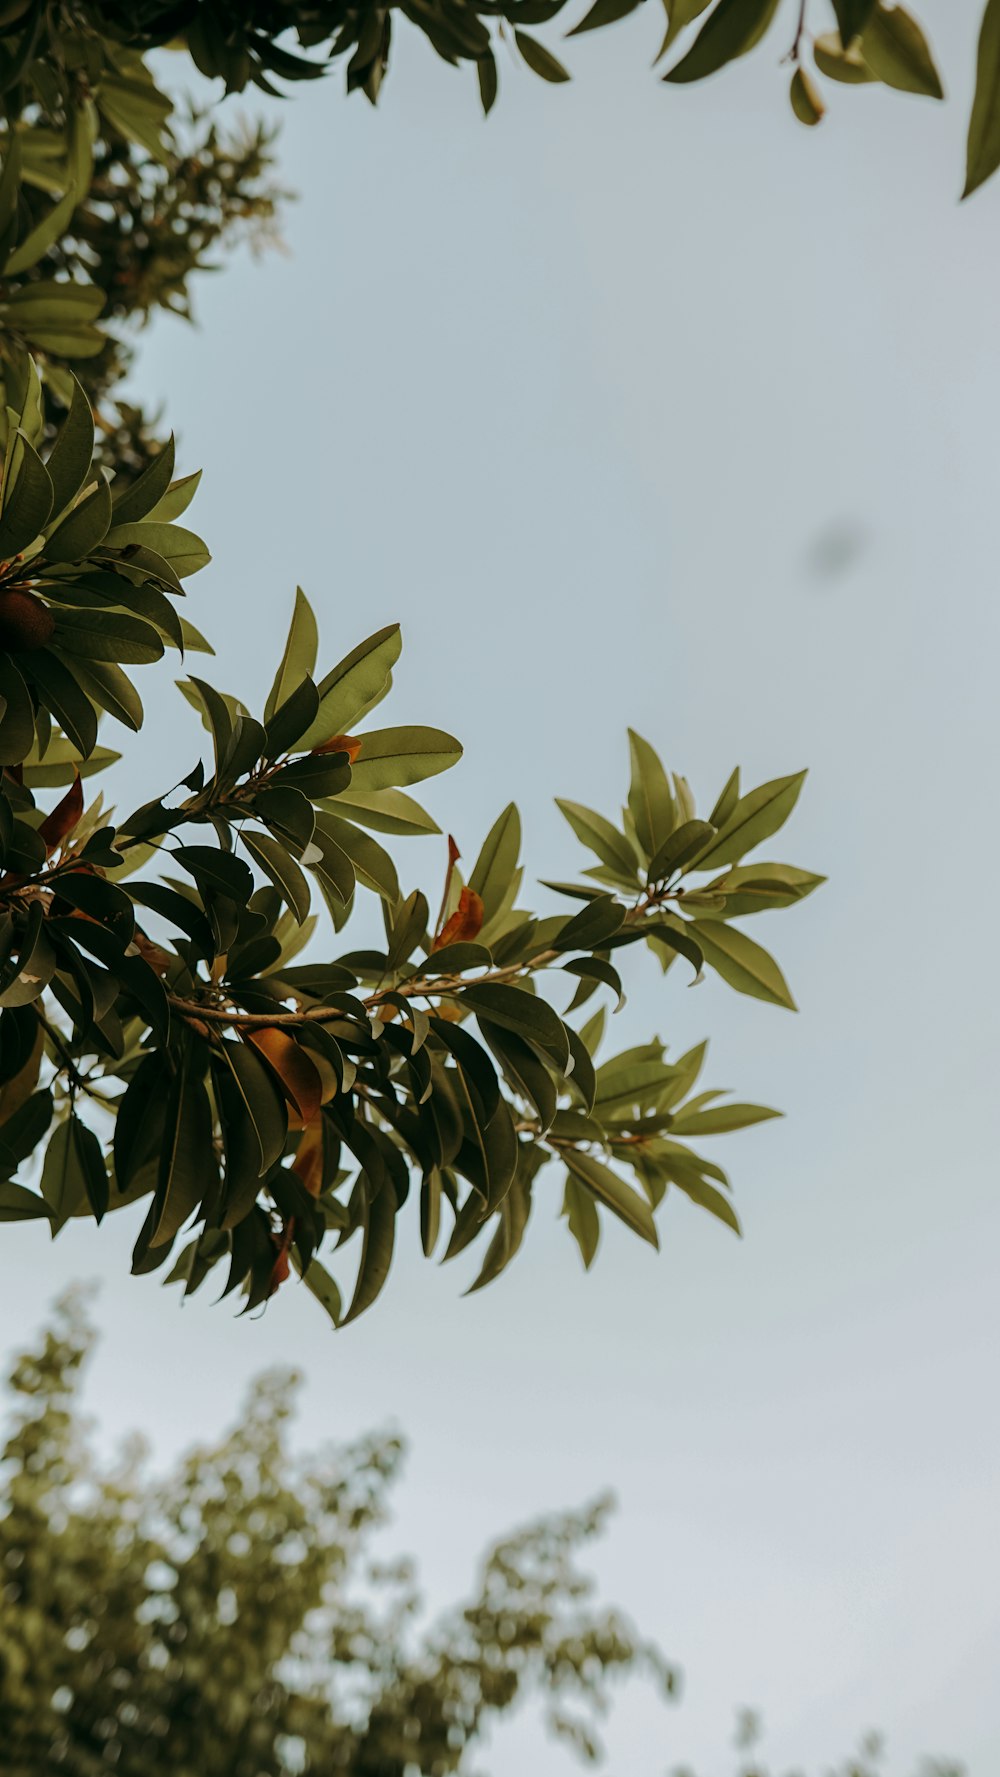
[0, 1301, 966, 1777]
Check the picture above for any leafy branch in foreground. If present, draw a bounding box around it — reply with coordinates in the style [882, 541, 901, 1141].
[0, 362, 821, 1325]
[2, 1, 999, 198]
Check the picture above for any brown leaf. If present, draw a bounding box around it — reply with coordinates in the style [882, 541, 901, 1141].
[432, 885, 484, 950]
[131, 931, 174, 978]
[312, 733, 361, 761]
[246, 1027, 323, 1126]
[292, 1115, 324, 1196]
[38, 774, 83, 855]
[269, 1217, 296, 1295]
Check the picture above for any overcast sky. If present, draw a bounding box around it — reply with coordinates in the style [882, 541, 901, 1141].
[3, 3, 999, 1772]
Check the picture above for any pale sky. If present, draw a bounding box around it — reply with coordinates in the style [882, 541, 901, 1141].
[3, 3, 999, 1772]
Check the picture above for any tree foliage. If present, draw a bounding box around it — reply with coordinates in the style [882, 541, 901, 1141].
[0, 1, 833, 1329]
[0, 1301, 966, 1777]
[1, 2, 999, 194]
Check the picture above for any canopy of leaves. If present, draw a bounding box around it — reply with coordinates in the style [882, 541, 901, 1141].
[0, 0, 831, 1330]
[0, 2, 997, 194]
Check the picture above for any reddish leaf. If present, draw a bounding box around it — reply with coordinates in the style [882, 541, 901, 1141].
[292, 1114, 324, 1196]
[269, 1217, 296, 1294]
[38, 773, 83, 855]
[312, 732, 361, 761]
[246, 1027, 323, 1126]
[433, 885, 485, 950]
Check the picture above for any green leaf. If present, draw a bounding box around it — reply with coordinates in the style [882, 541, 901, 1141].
[567, 0, 642, 35]
[264, 586, 318, 723]
[664, 0, 782, 82]
[69, 1113, 109, 1223]
[313, 810, 399, 901]
[263, 674, 320, 759]
[562, 1173, 600, 1268]
[183, 675, 233, 775]
[43, 472, 112, 560]
[218, 1039, 288, 1177]
[175, 845, 254, 906]
[341, 1175, 396, 1324]
[670, 1171, 742, 1233]
[670, 1100, 781, 1135]
[0, 434, 53, 556]
[21, 652, 97, 756]
[700, 861, 826, 918]
[477, 1018, 558, 1130]
[299, 624, 402, 749]
[813, 29, 878, 80]
[146, 470, 202, 523]
[465, 1166, 533, 1294]
[349, 726, 462, 791]
[109, 434, 175, 524]
[40, 1119, 87, 1231]
[67, 658, 143, 732]
[964, 0, 1000, 197]
[514, 30, 571, 80]
[552, 894, 626, 953]
[52, 609, 164, 665]
[832, 0, 876, 43]
[457, 982, 571, 1072]
[273, 753, 353, 799]
[0, 1087, 53, 1177]
[329, 786, 441, 837]
[468, 803, 521, 922]
[654, 0, 713, 62]
[790, 65, 825, 125]
[563, 1148, 658, 1247]
[478, 51, 498, 114]
[241, 829, 312, 925]
[51, 870, 134, 943]
[648, 818, 716, 881]
[0, 655, 36, 766]
[151, 1063, 214, 1246]
[561, 955, 625, 1012]
[690, 917, 796, 1009]
[44, 376, 96, 517]
[113, 1053, 169, 1191]
[296, 1253, 342, 1325]
[860, 3, 943, 97]
[627, 730, 675, 857]
[0, 1179, 54, 1221]
[691, 771, 806, 869]
[556, 799, 642, 883]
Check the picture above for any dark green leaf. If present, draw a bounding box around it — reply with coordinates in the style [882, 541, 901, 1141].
[563, 1148, 658, 1247]
[515, 29, 571, 79]
[241, 829, 312, 924]
[341, 1172, 396, 1324]
[664, 0, 782, 82]
[964, 0, 1000, 197]
[860, 3, 943, 97]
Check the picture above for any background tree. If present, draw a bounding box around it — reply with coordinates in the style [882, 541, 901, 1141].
[0, 5, 823, 1330]
[0, 1300, 966, 1777]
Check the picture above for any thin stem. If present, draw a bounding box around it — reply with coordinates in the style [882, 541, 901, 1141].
[785, 0, 808, 62]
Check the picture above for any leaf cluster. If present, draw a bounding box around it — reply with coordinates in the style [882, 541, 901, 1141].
[0, 0, 825, 1330]
[2, 0, 999, 197]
